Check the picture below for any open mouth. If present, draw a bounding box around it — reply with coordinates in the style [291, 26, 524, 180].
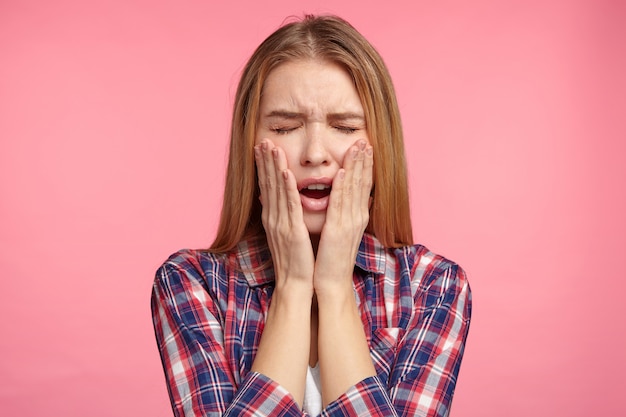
[299, 184, 331, 199]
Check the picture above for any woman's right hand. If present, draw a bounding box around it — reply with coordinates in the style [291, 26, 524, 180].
[255, 139, 315, 290]
[252, 140, 315, 406]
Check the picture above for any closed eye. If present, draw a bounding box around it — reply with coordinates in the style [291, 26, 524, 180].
[334, 126, 358, 134]
[271, 126, 300, 135]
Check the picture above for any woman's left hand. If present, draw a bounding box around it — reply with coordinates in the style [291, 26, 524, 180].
[313, 139, 373, 294]
[313, 139, 377, 406]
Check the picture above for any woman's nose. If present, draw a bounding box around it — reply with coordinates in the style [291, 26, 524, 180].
[300, 127, 329, 166]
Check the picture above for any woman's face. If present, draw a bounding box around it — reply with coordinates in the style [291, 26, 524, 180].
[256, 59, 370, 236]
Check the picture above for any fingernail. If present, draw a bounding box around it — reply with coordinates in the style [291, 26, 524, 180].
[352, 147, 359, 159]
[272, 148, 278, 159]
[282, 170, 288, 180]
[359, 140, 366, 150]
[339, 169, 345, 180]
[262, 141, 268, 150]
[366, 147, 373, 156]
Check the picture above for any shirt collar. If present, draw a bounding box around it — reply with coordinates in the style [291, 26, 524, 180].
[235, 233, 387, 288]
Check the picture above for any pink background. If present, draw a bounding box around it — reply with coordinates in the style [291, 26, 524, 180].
[1, 0, 625, 415]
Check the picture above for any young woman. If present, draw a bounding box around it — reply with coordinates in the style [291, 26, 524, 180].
[151, 15, 471, 417]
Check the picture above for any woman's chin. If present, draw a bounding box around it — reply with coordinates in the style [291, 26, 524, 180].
[304, 212, 326, 237]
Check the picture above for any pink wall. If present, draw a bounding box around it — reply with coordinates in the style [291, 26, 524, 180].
[1, 1, 624, 415]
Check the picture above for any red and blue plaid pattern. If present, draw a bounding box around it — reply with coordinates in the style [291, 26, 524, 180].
[151, 233, 471, 416]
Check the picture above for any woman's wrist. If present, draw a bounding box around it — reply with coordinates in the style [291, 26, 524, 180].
[313, 278, 354, 308]
[273, 279, 315, 303]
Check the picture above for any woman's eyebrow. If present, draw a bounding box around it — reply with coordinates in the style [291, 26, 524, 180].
[327, 112, 365, 122]
[263, 110, 365, 122]
[264, 110, 305, 119]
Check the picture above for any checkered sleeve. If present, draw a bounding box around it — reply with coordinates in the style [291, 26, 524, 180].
[151, 251, 305, 416]
[321, 260, 471, 417]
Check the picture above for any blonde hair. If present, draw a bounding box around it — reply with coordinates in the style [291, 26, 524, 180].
[210, 15, 413, 252]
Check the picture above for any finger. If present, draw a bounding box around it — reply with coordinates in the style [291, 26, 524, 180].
[255, 143, 268, 218]
[262, 139, 279, 218]
[258, 139, 281, 229]
[350, 141, 366, 219]
[325, 168, 346, 225]
[271, 145, 292, 226]
[361, 145, 374, 213]
[327, 143, 360, 225]
[281, 167, 305, 228]
[340, 141, 366, 222]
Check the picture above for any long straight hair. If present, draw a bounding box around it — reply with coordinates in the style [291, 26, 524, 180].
[210, 15, 413, 253]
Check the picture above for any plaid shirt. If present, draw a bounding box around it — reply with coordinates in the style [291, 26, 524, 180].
[151, 233, 471, 416]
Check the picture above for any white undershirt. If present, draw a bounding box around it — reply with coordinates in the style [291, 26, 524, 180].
[302, 363, 322, 416]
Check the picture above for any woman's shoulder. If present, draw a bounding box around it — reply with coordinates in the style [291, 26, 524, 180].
[363, 234, 463, 273]
[154, 237, 270, 289]
[159, 248, 228, 272]
[397, 245, 470, 307]
[384, 242, 471, 329]
[154, 248, 232, 290]
[395, 242, 464, 273]
[378, 238, 470, 293]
